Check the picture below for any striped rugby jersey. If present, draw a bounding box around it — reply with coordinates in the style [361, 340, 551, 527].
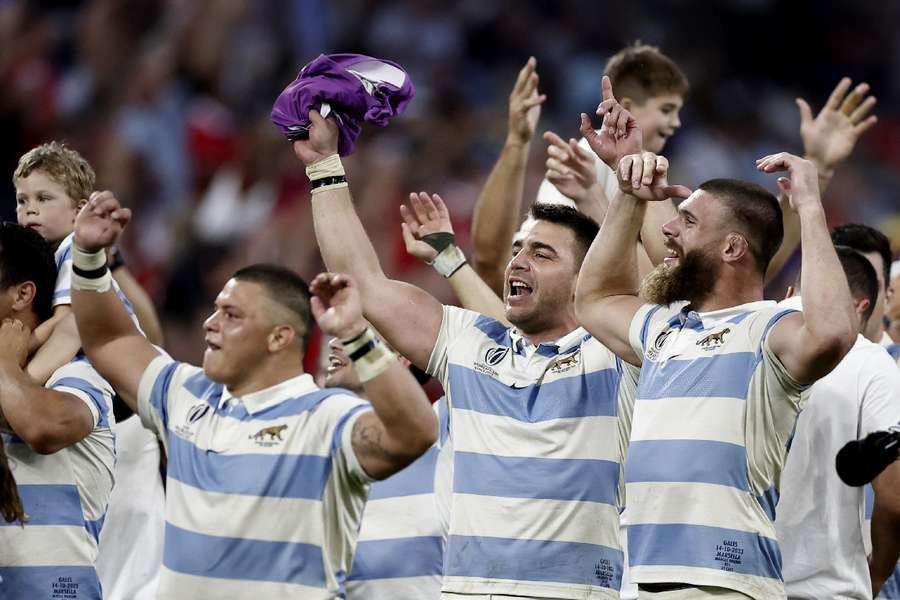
[346, 398, 449, 600]
[427, 306, 637, 600]
[0, 357, 116, 600]
[137, 355, 372, 600]
[626, 300, 806, 600]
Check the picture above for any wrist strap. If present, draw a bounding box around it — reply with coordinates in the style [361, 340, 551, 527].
[306, 154, 345, 181]
[421, 232, 455, 253]
[432, 244, 467, 278]
[340, 327, 397, 382]
[72, 245, 112, 293]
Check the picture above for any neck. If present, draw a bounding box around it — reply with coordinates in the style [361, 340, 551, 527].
[518, 320, 580, 347]
[862, 318, 884, 344]
[690, 268, 764, 313]
[225, 355, 306, 397]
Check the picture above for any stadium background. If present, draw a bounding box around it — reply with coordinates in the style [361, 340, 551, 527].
[2, 0, 898, 368]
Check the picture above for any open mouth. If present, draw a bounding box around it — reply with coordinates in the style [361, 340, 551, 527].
[663, 246, 681, 266]
[327, 353, 347, 374]
[508, 280, 534, 300]
[206, 340, 221, 352]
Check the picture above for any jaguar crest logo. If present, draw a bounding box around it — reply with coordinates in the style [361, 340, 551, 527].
[550, 352, 580, 373]
[697, 328, 731, 349]
[484, 347, 509, 366]
[249, 424, 288, 444]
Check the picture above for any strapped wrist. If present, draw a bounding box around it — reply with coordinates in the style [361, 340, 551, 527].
[431, 243, 467, 278]
[340, 327, 397, 382]
[72, 244, 112, 292]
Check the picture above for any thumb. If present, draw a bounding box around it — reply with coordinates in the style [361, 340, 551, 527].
[796, 98, 813, 126]
[309, 109, 324, 125]
[401, 222, 416, 248]
[310, 295, 326, 321]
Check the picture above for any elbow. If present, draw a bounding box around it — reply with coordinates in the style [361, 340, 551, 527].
[813, 328, 857, 374]
[18, 427, 65, 455]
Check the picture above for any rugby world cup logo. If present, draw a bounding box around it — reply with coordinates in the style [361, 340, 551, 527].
[484, 347, 509, 366]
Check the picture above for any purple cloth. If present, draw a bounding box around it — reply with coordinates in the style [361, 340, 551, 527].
[271, 53, 415, 156]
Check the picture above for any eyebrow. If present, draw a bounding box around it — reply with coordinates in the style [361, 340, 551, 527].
[530, 241, 559, 255]
[679, 208, 697, 222]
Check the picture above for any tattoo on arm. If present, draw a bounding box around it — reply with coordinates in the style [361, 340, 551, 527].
[351, 418, 393, 462]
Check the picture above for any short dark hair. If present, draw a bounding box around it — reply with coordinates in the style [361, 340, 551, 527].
[834, 245, 879, 326]
[831, 224, 892, 290]
[698, 179, 783, 275]
[605, 42, 690, 104]
[0, 222, 57, 322]
[529, 203, 600, 268]
[232, 264, 313, 351]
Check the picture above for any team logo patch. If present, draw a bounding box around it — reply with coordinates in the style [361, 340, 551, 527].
[187, 403, 211, 424]
[696, 328, 731, 350]
[250, 424, 288, 447]
[484, 347, 509, 366]
[550, 351, 581, 374]
[646, 330, 672, 360]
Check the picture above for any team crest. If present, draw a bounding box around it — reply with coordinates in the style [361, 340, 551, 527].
[550, 351, 581, 374]
[696, 328, 731, 350]
[249, 424, 289, 447]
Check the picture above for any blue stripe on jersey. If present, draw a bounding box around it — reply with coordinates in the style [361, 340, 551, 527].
[53, 288, 70, 300]
[150, 361, 182, 430]
[163, 522, 326, 587]
[85, 513, 106, 542]
[473, 315, 512, 347]
[330, 403, 369, 456]
[349, 536, 443, 580]
[887, 343, 900, 360]
[757, 485, 779, 522]
[0, 484, 83, 527]
[726, 311, 753, 325]
[454, 451, 619, 505]
[881, 564, 900, 599]
[445, 534, 623, 590]
[640, 305, 665, 349]
[56, 244, 72, 270]
[437, 398, 450, 446]
[166, 434, 332, 500]
[637, 352, 757, 401]
[1, 432, 24, 444]
[368, 447, 438, 500]
[51, 376, 111, 428]
[447, 364, 620, 421]
[625, 440, 749, 491]
[865, 483, 875, 520]
[628, 523, 782, 581]
[0, 565, 100, 600]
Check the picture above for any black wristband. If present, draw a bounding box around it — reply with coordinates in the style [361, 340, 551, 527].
[348, 339, 377, 361]
[310, 175, 347, 190]
[72, 264, 110, 279]
[421, 232, 455, 253]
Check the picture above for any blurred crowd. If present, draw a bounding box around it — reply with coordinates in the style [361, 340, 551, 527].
[3, 0, 899, 366]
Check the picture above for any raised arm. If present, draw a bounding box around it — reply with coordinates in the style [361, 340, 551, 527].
[757, 153, 856, 383]
[401, 192, 507, 323]
[295, 112, 443, 369]
[470, 57, 546, 294]
[766, 78, 877, 282]
[70, 192, 161, 411]
[310, 272, 437, 480]
[110, 249, 165, 346]
[0, 319, 93, 454]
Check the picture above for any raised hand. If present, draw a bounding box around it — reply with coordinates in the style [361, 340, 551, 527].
[0, 319, 31, 368]
[616, 152, 691, 202]
[543, 131, 598, 203]
[756, 152, 821, 212]
[581, 76, 642, 169]
[400, 192, 455, 263]
[309, 272, 366, 340]
[292, 109, 340, 166]
[74, 191, 131, 253]
[797, 78, 877, 176]
[507, 57, 547, 146]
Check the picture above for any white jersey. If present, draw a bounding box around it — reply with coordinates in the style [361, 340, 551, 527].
[536, 136, 619, 208]
[0, 357, 116, 600]
[137, 356, 372, 600]
[627, 301, 806, 600]
[427, 306, 637, 599]
[95, 415, 165, 600]
[775, 322, 900, 599]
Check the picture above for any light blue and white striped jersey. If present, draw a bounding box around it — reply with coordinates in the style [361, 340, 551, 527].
[54, 233, 138, 321]
[346, 398, 449, 600]
[137, 355, 372, 600]
[0, 356, 116, 600]
[427, 306, 637, 600]
[626, 301, 806, 600]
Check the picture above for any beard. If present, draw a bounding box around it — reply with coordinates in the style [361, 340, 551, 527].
[640, 246, 720, 306]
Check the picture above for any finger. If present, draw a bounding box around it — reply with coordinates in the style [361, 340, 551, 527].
[569, 139, 592, 160]
[596, 98, 617, 116]
[825, 77, 852, 111]
[839, 82, 869, 115]
[606, 105, 622, 135]
[419, 192, 439, 221]
[849, 96, 876, 124]
[400, 204, 420, 234]
[309, 109, 324, 125]
[655, 156, 669, 173]
[543, 130, 569, 149]
[616, 108, 632, 138]
[431, 193, 450, 220]
[662, 185, 693, 199]
[852, 115, 877, 137]
[580, 113, 597, 141]
[401, 222, 417, 249]
[546, 158, 569, 175]
[641, 154, 656, 186]
[310, 296, 326, 321]
[521, 94, 547, 110]
[631, 155, 645, 189]
[777, 177, 792, 196]
[410, 192, 429, 222]
[547, 145, 570, 161]
[795, 98, 813, 126]
[546, 169, 573, 183]
[521, 72, 539, 97]
[512, 57, 535, 95]
[601, 75, 616, 103]
[619, 155, 634, 185]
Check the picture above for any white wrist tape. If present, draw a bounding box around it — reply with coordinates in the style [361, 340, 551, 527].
[341, 327, 397, 383]
[305, 154, 345, 181]
[71, 245, 112, 293]
[431, 244, 467, 278]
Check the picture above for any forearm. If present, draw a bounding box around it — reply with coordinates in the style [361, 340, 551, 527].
[871, 464, 900, 596]
[796, 203, 857, 350]
[471, 140, 530, 294]
[448, 265, 508, 324]
[576, 191, 645, 308]
[112, 267, 164, 346]
[25, 315, 81, 384]
[0, 361, 89, 453]
[361, 361, 437, 456]
[765, 193, 801, 284]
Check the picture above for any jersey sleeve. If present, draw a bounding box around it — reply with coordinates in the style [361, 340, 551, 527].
[47, 358, 115, 430]
[137, 355, 203, 444]
[426, 305, 482, 384]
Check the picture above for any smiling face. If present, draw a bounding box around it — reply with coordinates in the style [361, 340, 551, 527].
[504, 219, 580, 335]
[202, 279, 287, 389]
[628, 93, 683, 154]
[323, 338, 363, 394]
[14, 171, 82, 248]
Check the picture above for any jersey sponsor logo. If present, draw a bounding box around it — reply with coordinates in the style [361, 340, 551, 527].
[249, 424, 288, 447]
[696, 327, 731, 350]
[484, 347, 509, 366]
